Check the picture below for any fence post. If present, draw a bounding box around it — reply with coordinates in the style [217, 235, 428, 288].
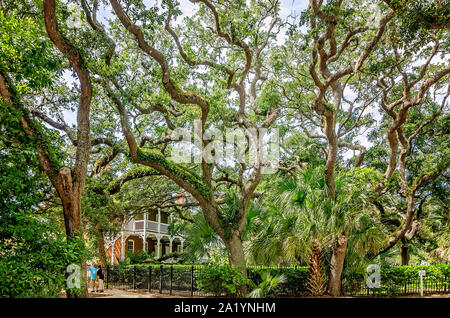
[133, 266, 137, 289]
[148, 266, 152, 292]
[191, 265, 194, 297]
[120, 266, 124, 289]
[445, 276, 447, 293]
[170, 265, 173, 296]
[159, 265, 163, 294]
[106, 265, 109, 290]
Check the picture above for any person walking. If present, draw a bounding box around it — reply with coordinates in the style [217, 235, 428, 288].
[89, 263, 98, 292]
[97, 265, 105, 292]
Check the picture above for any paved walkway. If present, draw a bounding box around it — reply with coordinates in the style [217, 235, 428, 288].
[86, 289, 449, 298]
[89, 288, 185, 298]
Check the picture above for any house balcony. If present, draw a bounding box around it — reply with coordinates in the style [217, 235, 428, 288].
[122, 219, 169, 235]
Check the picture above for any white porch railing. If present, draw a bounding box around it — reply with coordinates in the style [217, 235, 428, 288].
[160, 223, 168, 233]
[123, 220, 169, 234]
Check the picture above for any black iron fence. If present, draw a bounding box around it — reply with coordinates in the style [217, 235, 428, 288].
[342, 275, 449, 296]
[106, 265, 205, 296]
[105, 265, 450, 297]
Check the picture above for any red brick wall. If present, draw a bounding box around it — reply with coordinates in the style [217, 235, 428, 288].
[125, 235, 143, 253]
[105, 238, 122, 264]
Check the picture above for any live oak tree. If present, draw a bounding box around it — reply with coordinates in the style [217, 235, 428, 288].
[0, 138, 84, 297]
[2, 0, 449, 299]
[72, 0, 284, 292]
[84, 163, 196, 267]
[0, 1, 95, 297]
[269, 0, 448, 295]
[362, 23, 450, 262]
[275, 0, 395, 295]
[365, 92, 450, 265]
[380, 0, 450, 31]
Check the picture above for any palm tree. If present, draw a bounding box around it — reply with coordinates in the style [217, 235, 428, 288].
[248, 167, 383, 295]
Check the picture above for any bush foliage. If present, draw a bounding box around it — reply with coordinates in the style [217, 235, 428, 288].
[196, 264, 253, 296]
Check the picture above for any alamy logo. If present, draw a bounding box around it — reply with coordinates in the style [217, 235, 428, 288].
[66, 264, 81, 289]
[366, 264, 380, 289]
[367, 4, 382, 28]
[170, 120, 280, 174]
[67, 4, 83, 29]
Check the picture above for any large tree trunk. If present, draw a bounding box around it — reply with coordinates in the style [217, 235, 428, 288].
[224, 232, 247, 296]
[59, 168, 82, 239]
[58, 168, 89, 298]
[327, 235, 348, 296]
[0, 70, 89, 298]
[401, 238, 410, 266]
[323, 78, 342, 200]
[43, 0, 92, 298]
[61, 202, 89, 298]
[96, 226, 108, 268]
[324, 114, 338, 199]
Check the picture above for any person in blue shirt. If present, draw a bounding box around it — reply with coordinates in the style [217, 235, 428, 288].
[89, 264, 98, 292]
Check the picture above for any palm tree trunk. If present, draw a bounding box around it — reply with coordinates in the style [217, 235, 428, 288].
[307, 245, 326, 296]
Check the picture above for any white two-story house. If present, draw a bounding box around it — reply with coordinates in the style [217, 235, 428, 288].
[105, 208, 185, 264]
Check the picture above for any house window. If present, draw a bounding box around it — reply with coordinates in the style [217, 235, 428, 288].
[127, 240, 134, 252]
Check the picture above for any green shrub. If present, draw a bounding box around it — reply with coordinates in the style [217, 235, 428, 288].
[344, 264, 450, 282]
[343, 264, 450, 296]
[381, 264, 450, 282]
[126, 250, 150, 264]
[197, 264, 253, 296]
[0, 144, 84, 297]
[157, 251, 188, 264]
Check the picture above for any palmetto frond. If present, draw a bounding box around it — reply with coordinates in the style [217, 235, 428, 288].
[185, 212, 222, 262]
[249, 271, 287, 298]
